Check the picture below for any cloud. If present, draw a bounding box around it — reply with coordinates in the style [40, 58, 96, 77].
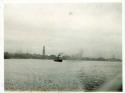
[4, 3, 122, 58]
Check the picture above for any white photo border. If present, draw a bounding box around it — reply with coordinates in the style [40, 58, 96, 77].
[0, 0, 124, 93]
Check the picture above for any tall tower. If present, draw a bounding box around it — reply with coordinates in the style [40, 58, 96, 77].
[42, 45, 45, 56]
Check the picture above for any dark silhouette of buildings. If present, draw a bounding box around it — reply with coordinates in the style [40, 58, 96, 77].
[4, 46, 122, 61]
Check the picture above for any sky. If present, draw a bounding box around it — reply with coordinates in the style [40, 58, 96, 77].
[4, 3, 122, 59]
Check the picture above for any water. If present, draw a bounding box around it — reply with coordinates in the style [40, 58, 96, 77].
[4, 59, 122, 91]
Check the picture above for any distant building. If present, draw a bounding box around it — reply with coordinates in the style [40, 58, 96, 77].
[42, 45, 45, 56]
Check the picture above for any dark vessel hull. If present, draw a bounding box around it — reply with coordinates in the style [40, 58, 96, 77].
[54, 59, 63, 62]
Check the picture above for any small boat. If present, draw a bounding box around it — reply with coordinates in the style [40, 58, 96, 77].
[54, 54, 63, 62]
[54, 59, 62, 62]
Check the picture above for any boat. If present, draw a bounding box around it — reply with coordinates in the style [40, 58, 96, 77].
[54, 59, 63, 62]
[54, 54, 63, 62]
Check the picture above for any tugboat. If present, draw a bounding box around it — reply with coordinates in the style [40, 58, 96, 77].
[54, 54, 63, 62]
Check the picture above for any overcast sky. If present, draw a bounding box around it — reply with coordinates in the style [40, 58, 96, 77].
[4, 3, 122, 58]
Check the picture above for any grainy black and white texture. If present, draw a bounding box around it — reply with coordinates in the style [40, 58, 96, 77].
[4, 3, 122, 92]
